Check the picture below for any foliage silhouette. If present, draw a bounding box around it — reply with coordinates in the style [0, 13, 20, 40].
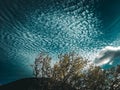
[31, 52, 120, 90]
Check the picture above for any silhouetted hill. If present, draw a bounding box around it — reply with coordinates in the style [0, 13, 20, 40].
[0, 78, 76, 90]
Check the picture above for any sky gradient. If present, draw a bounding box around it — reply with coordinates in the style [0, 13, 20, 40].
[0, 0, 120, 84]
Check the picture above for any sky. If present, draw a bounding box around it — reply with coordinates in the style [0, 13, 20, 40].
[0, 0, 120, 84]
[94, 46, 120, 67]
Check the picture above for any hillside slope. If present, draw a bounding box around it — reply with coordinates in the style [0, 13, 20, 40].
[0, 78, 76, 90]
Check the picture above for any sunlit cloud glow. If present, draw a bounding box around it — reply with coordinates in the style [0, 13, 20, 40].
[94, 46, 120, 66]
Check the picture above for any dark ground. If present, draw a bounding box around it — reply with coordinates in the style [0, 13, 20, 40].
[0, 78, 76, 90]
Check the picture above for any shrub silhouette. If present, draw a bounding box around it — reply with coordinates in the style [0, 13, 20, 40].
[31, 52, 52, 78]
[31, 52, 120, 90]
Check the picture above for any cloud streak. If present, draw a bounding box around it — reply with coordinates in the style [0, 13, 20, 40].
[94, 46, 120, 66]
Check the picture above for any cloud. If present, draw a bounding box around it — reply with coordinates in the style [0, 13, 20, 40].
[94, 46, 120, 66]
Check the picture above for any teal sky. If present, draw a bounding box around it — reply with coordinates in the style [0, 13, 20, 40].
[0, 0, 120, 84]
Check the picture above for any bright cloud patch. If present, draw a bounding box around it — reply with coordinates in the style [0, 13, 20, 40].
[94, 46, 120, 66]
